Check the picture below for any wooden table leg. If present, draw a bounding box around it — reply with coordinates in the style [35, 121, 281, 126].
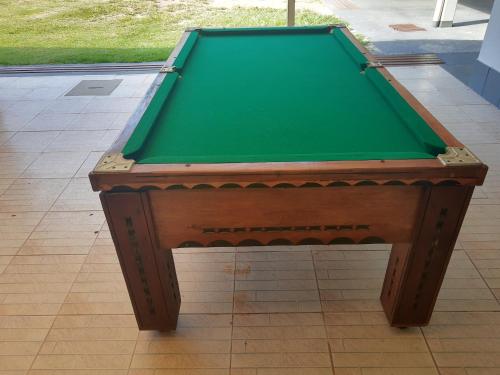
[101, 192, 181, 331]
[381, 185, 474, 327]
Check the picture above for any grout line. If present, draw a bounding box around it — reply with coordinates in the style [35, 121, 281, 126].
[420, 326, 442, 375]
[229, 246, 236, 372]
[311, 246, 336, 375]
[461, 242, 500, 305]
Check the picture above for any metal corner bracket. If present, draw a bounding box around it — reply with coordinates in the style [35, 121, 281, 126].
[160, 66, 176, 73]
[366, 61, 384, 69]
[437, 146, 482, 166]
[94, 153, 135, 173]
[360, 61, 383, 74]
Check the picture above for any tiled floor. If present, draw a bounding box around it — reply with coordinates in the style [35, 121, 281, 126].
[325, 0, 493, 55]
[0, 66, 500, 374]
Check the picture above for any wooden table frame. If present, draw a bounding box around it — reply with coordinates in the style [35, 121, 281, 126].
[89, 26, 488, 331]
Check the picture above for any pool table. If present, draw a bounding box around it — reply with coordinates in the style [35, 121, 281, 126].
[89, 25, 488, 331]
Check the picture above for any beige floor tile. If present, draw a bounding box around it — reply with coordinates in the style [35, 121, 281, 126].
[231, 311, 329, 373]
[2, 293, 67, 304]
[434, 353, 500, 368]
[46, 326, 138, 341]
[423, 325, 500, 339]
[0, 328, 49, 341]
[44, 130, 119, 152]
[68, 113, 121, 131]
[0, 132, 15, 145]
[19, 211, 103, 256]
[41, 97, 93, 115]
[231, 352, 330, 368]
[3, 132, 60, 153]
[74, 152, 104, 178]
[82, 98, 141, 114]
[29, 371, 127, 375]
[39, 340, 135, 355]
[0, 283, 71, 294]
[234, 250, 319, 314]
[233, 325, 326, 340]
[0, 111, 39, 131]
[50, 178, 100, 211]
[0, 341, 41, 355]
[139, 328, 231, 343]
[0, 179, 14, 195]
[0, 153, 40, 179]
[0, 212, 44, 255]
[3, 264, 81, 274]
[0, 179, 69, 212]
[331, 337, 428, 352]
[0, 316, 52, 373]
[0, 272, 77, 285]
[0, 304, 61, 316]
[174, 251, 235, 315]
[134, 320, 232, 372]
[332, 352, 435, 367]
[135, 340, 230, 354]
[350, 369, 438, 375]
[427, 338, 500, 352]
[130, 353, 230, 369]
[0, 315, 54, 329]
[21, 113, 79, 132]
[31, 354, 132, 370]
[321, 299, 383, 313]
[0, 355, 34, 371]
[58, 301, 133, 315]
[326, 313, 435, 372]
[128, 370, 228, 375]
[463, 369, 500, 374]
[5, 101, 53, 117]
[21, 152, 89, 179]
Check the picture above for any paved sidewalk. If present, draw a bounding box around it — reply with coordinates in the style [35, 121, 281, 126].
[325, 0, 494, 54]
[0, 66, 499, 374]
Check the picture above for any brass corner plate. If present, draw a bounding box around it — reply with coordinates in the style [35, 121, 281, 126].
[94, 153, 134, 173]
[160, 66, 176, 73]
[437, 147, 482, 166]
[366, 61, 384, 68]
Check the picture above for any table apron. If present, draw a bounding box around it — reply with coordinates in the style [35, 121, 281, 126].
[146, 186, 426, 248]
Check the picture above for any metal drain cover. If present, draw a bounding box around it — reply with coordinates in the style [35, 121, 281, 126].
[375, 54, 443, 66]
[66, 79, 123, 96]
[389, 24, 426, 32]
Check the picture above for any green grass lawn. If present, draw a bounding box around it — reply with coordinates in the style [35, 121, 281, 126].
[0, 0, 344, 65]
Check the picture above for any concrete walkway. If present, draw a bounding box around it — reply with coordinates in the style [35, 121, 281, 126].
[325, 0, 494, 55]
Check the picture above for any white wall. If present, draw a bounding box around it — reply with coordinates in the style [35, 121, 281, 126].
[478, 0, 500, 72]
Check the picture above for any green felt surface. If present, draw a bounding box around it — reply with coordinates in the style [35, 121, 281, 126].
[123, 26, 447, 164]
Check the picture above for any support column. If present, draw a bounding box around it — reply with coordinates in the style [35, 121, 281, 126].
[433, 0, 458, 27]
[288, 0, 295, 26]
[381, 186, 474, 326]
[101, 192, 181, 331]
